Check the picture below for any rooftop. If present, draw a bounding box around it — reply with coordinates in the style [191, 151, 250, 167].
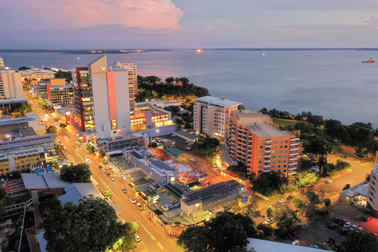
[58, 183, 101, 206]
[181, 180, 244, 206]
[0, 98, 28, 105]
[341, 182, 368, 198]
[21, 172, 70, 190]
[196, 96, 242, 107]
[0, 114, 39, 126]
[232, 110, 272, 126]
[247, 238, 332, 252]
[249, 123, 293, 138]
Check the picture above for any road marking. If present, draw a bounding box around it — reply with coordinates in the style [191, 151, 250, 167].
[156, 242, 164, 250]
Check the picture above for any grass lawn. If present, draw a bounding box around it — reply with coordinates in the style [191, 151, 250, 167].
[273, 118, 298, 128]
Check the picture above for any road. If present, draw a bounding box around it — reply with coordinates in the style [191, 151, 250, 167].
[26, 93, 181, 252]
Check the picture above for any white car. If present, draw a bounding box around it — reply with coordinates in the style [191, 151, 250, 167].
[85, 158, 90, 163]
[325, 179, 333, 184]
[291, 240, 300, 246]
[129, 198, 137, 204]
[279, 198, 287, 203]
[135, 234, 141, 243]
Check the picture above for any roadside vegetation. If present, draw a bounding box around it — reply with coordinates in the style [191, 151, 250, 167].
[60, 163, 91, 183]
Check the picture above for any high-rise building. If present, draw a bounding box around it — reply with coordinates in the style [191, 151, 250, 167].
[35, 79, 73, 107]
[90, 56, 131, 139]
[115, 62, 138, 111]
[0, 69, 25, 99]
[368, 165, 378, 211]
[193, 96, 242, 138]
[226, 110, 301, 177]
[0, 56, 4, 69]
[72, 67, 95, 131]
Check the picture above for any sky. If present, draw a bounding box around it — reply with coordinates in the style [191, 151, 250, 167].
[1, 0, 378, 49]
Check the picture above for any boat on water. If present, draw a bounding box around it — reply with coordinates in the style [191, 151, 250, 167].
[361, 57, 376, 63]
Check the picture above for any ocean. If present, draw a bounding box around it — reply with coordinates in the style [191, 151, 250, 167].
[1, 49, 377, 126]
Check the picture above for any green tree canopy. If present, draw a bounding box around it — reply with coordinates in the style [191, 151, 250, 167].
[177, 212, 258, 252]
[251, 172, 288, 196]
[271, 204, 300, 239]
[337, 232, 378, 252]
[60, 163, 91, 183]
[46, 126, 57, 134]
[293, 171, 319, 188]
[43, 197, 133, 252]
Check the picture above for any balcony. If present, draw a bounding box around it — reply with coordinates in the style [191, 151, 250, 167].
[290, 138, 300, 142]
[288, 167, 297, 171]
[289, 152, 298, 156]
[290, 142, 300, 146]
[291, 147, 299, 151]
[265, 149, 271, 153]
[289, 157, 298, 161]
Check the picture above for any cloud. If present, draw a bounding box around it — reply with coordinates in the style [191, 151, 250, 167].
[19, 0, 184, 30]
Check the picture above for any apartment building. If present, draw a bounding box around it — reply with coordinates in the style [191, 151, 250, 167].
[0, 69, 25, 99]
[115, 62, 138, 111]
[368, 165, 378, 211]
[226, 110, 300, 177]
[193, 96, 242, 138]
[36, 79, 73, 107]
[0, 146, 46, 176]
[0, 56, 4, 69]
[90, 56, 131, 139]
[72, 67, 95, 131]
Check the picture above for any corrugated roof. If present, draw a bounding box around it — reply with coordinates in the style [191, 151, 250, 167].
[21, 172, 69, 189]
[247, 238, 332, 252]
[58, 183, 101, 206]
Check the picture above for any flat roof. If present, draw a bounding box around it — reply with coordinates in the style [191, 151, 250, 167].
[248, 123, 293, 138]
[0, 98, 28, 105]
[196, 96, 242, 107]
[151, 159, 175, 172]
[21, 172, 70, 190]
[341, 182, 368, 198]
[247, 238, 332, 252]
[58, 183, 101, 206]
[182, 180, 244, 206]
[232, 110, 272, 126]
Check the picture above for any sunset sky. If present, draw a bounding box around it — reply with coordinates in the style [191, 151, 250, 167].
[1, 0, 378, 49]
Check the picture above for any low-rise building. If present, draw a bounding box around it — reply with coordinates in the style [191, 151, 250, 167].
[368, 165, 378, 211]
[180, 180, 246, 217]
[131, 103, 175, 132]
[125, 149, 177, 184]
[35, 79, 73, 107]
[96, 133, 148, 156]
[226, 110, 301, 177]
[19, 69, 55, 81]
[0, 146, 46, 176]
[247, 238, 331, 252]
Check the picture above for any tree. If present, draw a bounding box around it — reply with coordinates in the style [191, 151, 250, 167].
[271, 204, 300, 239]
[337, 232, 378, 252]
[43, 197, 133, 252]
[293, 171, 319, 188]
[104, 190, 112, 200]
[335, 159, 351, 170]
[228, 162, 248, 178]
[60, 163, 91, 183]
[86, 144, 95, 154]
[46, 126, 57, 134]
[251, 172, 288, 196]
[324, 198, 331, 208]
[177, 212, 258, 252]
[55, 70, 72, 82]
[256, 224, 274, 238]
[18, 66, 31, 71]
[0, 187, 7, 216]
[165, 77, 174, 84]
[266, 206, 273, 219]
[192, 135, 220, 158]
[342, 184, 350, 191]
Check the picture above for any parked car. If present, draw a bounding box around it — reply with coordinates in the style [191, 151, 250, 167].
[101, 168, 106, 172]
[135, 233, 141, 243]
[110, 176, 115, 181]
[328, 223, 338, 230]
[362, 216, 370, 222]
[129, 198, 137, 204]
[287, 195, 293, 200]
[310, 243, 320, 249]
[343, 222, 351, 228]
[325, 179, 333, 184]
[291, 240, 300, 246]
[263, 219, 273, 225]
[137, 203, 144, 210]
[121, 188, 127, 193]
[279, 198, 287, 203]
[356, 226, 364, 232]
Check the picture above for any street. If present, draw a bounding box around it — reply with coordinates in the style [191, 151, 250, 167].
[26, 93, 181, 252]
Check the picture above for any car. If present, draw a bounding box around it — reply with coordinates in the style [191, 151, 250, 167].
[291, 240, 300, 246]
[85, 158, 90, 163]
[110, 176, 115, 181]
[362, 216, 370, 222]
[135, 233, 141, 243]
[310, 243, 320, 249]
[137, 203, 144, 210]
[325, 179, 333, 184]
[370, 233, 377, 238]
[286, 195, 293, 201]
[349, 226, 355, 231]
[328, 223, 338, 230]
[263, 219, 273, 225]
[121, 188, 127, 193]
[129, 198, 137, 204]
[101, 168, 106, 172]
[357, 226, 364, 232]
[279, 198, 287, 203]
[343, 222, 351, 228]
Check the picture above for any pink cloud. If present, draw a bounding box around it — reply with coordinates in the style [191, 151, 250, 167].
[24, 0, 184, 30]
